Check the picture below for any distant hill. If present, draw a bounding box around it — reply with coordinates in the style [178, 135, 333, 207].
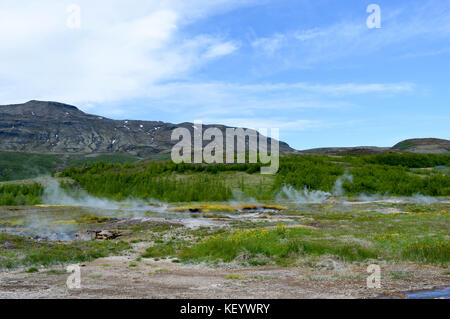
[296, 146, 390, 156]
[0, 100, 292, 157]
[297, 138, 450, 155]
[392, 138, 450, 154]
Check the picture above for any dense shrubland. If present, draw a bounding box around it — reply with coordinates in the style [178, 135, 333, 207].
[61, 173, 233, 202]
[57, 153, 450, 202]
[0, 152, 62, 182]
[0, 184, 44, 205]
[0, 152, 140, 182]
[358, 153, 450, 168]
[1, 153, 448, 204]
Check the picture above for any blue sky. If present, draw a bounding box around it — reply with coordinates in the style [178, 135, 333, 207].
[0, 0, 449, 149]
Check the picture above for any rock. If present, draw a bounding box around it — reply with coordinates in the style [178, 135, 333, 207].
[75, 230, 97, 241]
[392, 138, 450, 154]
[75, 229, 122, 241]
[326, 197, 340, 203]
[95, 229, 122, 240]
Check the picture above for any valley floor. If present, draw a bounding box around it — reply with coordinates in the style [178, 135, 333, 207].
[0, 200, 448, 299]
[0, 253, 448, 299]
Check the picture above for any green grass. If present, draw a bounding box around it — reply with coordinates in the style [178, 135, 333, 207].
[0, 234, 131, 270]
[25, 267, 39, 273]
[394, 142, 414, 150]
[44, 269, 67, 275]
[179, 225, 378, 265]
[226, 274, 247, 280]
[401, 240, 449, 265]
[1, 202, 446, 270]
[142, 243, 176, 258]
[131, 206, 449, 267]
[389, 272, 413, 279]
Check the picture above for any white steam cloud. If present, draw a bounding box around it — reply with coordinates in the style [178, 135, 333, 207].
[276, 185, 331, 204]
[276, 172, 354, 203]
[41, 178, 167, 212]
[410, 194, 439, 204]
[332, 171, 353, 197]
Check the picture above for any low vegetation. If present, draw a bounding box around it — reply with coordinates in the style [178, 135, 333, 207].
[0, 183, 43, 205]
[138, 206, 449, 267]
[0, 233, 130, 270]
[179, 226, 378, 265]
[1, 152, 449, 204]
[0, 151, 141, 182]
[57, 153, 450, 202]
[67, 153, 140, 167]
[0, 152, 62, 181]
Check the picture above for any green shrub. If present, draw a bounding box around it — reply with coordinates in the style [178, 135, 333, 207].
[58, 154, 450, 201]
[142, 244, 176, 258]
[0, 183, 44, 206]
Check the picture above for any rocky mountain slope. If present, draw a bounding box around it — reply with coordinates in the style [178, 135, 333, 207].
[0, 100, 292, 157]
[1, 100, 448, 157]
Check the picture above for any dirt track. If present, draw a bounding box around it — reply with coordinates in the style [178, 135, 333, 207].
[0, 255, 448, 299]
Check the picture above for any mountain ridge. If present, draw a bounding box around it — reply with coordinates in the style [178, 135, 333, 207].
[0, 100, 292, 157]
[1, 100, 449, 156]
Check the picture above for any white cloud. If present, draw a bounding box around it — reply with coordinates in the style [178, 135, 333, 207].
[203, 41, 239, 59]
[90, 81, 413, 121]
[140, 81, 414, 105]
[294, 29, 326, 41]
[251, 34, 285, 55]
[289, 83, 415, 96]
[249, 2, 450, 66]
[0, 0, 251, 105]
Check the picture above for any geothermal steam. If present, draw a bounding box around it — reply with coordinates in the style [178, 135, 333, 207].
[41, 178, 166, 211]
[277, 171, 354, 203]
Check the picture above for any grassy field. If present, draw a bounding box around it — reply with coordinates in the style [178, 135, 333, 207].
[143, 204, 450, 267]
[0, 233, 130, 269]
[0, 202, 448, 270]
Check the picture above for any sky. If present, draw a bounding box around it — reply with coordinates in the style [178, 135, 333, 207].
[0, 0, 449, 150]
